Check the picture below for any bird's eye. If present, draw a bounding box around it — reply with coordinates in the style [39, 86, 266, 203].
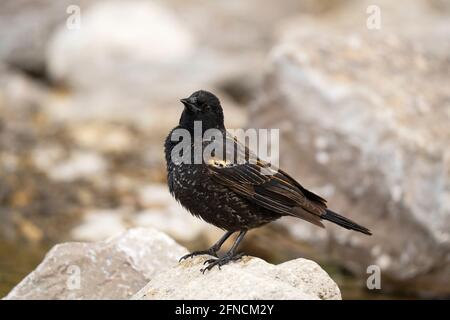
[203, 104, 211, 112]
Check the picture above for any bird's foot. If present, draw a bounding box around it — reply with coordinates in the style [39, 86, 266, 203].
[201, 252, 245, 273]
[179, 248, 218, 262]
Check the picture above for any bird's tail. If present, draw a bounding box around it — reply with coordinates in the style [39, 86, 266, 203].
[322, 209, 372, 235]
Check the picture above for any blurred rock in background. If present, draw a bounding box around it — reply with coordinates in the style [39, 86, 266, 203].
[0, 0, 88, 76]
[250, 0, 450, 296]
[0, 0, 449, 299]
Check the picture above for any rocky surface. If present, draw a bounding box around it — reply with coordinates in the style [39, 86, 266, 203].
[4, 228, 187, 299]
[250, 0, 450, 296]
[4, 228, 340, 300]
[134, 256, 341, 300]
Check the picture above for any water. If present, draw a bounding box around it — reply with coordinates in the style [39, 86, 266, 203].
[0, 241, 50, 298]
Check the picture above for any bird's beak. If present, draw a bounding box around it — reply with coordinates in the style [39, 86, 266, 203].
[180, 98, 200, 113]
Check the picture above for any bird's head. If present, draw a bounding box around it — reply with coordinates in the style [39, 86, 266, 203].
[179, 90, 224, 131]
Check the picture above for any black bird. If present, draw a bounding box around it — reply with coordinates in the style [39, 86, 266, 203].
[165, 90, 371, 272]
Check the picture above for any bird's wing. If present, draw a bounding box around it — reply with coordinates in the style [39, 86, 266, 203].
[205, 133, 328, 228]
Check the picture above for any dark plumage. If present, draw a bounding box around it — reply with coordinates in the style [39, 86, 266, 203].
[165, 90, 371, 272]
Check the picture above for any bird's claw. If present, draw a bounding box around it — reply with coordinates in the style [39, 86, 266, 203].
[203, 257, 223, 265]
[179, 249, 218, 262]
[200, 252, 245, 274]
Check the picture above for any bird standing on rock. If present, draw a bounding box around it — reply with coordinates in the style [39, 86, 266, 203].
[164, 90, 371, 273]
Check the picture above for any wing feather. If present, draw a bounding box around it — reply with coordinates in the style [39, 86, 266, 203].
[205, 133, 328, 227]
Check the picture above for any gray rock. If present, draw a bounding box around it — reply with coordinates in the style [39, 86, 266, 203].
[133, 256, 341, 300]
[47, 0, 196, 95]
[0, 0, 89, 74]
[4, 228, 188, 299]
[249, 1, 450, 296]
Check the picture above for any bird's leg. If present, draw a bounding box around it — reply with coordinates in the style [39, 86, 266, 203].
[179, 231, 234, 262]
[201, 230, 247, 273]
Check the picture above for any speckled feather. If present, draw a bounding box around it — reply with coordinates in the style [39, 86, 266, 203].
[165, 133, 283, 231]
[164, 90, 372, 235]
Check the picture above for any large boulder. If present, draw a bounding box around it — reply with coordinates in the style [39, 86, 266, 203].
[249, 0, 450, 296]
[4, 228, 188, 299]
[0, 0, 89, 74]
[47, 0, 196, 96]
[134, 256, 341, 300]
